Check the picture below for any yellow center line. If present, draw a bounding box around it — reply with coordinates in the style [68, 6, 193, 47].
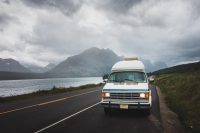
[0, 89, 101, 115]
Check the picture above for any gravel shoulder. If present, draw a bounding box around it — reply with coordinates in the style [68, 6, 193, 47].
[156, 86, 186, 133]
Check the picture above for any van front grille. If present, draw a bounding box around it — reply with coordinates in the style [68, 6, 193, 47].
[108, 93, 140, 100]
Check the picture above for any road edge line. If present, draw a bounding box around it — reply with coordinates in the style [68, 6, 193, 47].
[34, 102, 101, 133]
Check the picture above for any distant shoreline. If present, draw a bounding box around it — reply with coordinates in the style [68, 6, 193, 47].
[0, 71, 102, 80]
[0, 75, 102, 81]
[0, 83, 103, 103]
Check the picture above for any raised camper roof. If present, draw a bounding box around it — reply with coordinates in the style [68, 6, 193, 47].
[112, 57, 145, 72]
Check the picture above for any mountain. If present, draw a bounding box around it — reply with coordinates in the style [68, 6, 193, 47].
[25, 63, 56, 73]
[0, 58, 31, 73]
[44, 63, 56, 71]
[48, 47, 122, 77]
[24, 65, 44, 73]
[151, 61, 200, 75]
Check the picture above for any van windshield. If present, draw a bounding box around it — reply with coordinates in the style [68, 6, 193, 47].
[107, 71, 147, 83]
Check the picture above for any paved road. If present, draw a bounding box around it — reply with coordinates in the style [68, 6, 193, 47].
[0, 85, 163, 133]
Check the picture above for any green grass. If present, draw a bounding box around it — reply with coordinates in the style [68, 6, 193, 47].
[0, 83, 103, 103]
[154, 71, 200, 133]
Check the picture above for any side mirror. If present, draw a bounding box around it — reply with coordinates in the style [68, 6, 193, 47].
[148, 77, 154, 83]
[103, 74, 109, 83]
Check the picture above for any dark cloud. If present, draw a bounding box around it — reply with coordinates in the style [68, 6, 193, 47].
[2, 0, 10, 4]
[176, 33, 200, 59]
[22, 0, 83, 16]
[185, 49, 200, 58]
[0, 13, 11, 25]
[0, 13, 13, 31]
[19, 12, 96, 61]
[94, 0, 168, 29]
[95, 0, 142, 14]
[190, 0, 200, 18]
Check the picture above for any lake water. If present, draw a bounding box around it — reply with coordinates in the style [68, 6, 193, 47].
[0, 77, 102, 97]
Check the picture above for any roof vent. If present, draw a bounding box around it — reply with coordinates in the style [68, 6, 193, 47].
[124, 57, 138, 61]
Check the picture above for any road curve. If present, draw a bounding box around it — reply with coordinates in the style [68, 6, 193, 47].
[0, 85, 162, 133]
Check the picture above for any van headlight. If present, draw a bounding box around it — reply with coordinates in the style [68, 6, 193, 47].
[140, 93, 149, 99]
[140, 93, 145, 98]
[102, 92, 110, 98]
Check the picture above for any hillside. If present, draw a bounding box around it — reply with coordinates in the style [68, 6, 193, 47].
[48, 47, 122, 77]
[152, 61, 200, 75]
[0, 58, 31, 73]
[153, 61, 200, 133]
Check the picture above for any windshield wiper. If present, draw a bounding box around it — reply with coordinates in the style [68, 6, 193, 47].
[123, 79, 133, 81]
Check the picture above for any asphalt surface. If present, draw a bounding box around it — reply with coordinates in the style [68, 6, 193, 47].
[0, 85, 163, 133]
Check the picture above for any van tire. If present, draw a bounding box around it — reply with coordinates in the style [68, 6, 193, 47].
[104, 108, 111, 115]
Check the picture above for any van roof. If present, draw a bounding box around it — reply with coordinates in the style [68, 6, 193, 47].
[112, 60, 145, 72]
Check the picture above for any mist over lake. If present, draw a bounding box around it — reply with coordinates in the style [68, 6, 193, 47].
[0, 77, 102, 97]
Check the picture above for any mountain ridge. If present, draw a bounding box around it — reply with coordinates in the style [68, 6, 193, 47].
[48, 47, 122, 77]
[0, 58, 31, 73]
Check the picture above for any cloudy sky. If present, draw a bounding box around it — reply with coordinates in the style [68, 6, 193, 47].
[0, 0, 200, 67]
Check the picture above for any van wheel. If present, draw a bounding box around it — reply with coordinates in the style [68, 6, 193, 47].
[104, 108, 111, 115]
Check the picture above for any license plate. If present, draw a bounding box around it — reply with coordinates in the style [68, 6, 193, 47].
[120, 104, 128, 109]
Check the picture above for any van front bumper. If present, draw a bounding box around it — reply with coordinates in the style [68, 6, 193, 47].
[101, 100, 151, 109]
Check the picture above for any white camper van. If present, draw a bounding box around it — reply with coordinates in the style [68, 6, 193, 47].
[101, 57, 152, 115]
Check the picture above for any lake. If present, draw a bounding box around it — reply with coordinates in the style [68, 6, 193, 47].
[0, 77, 102, 97]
